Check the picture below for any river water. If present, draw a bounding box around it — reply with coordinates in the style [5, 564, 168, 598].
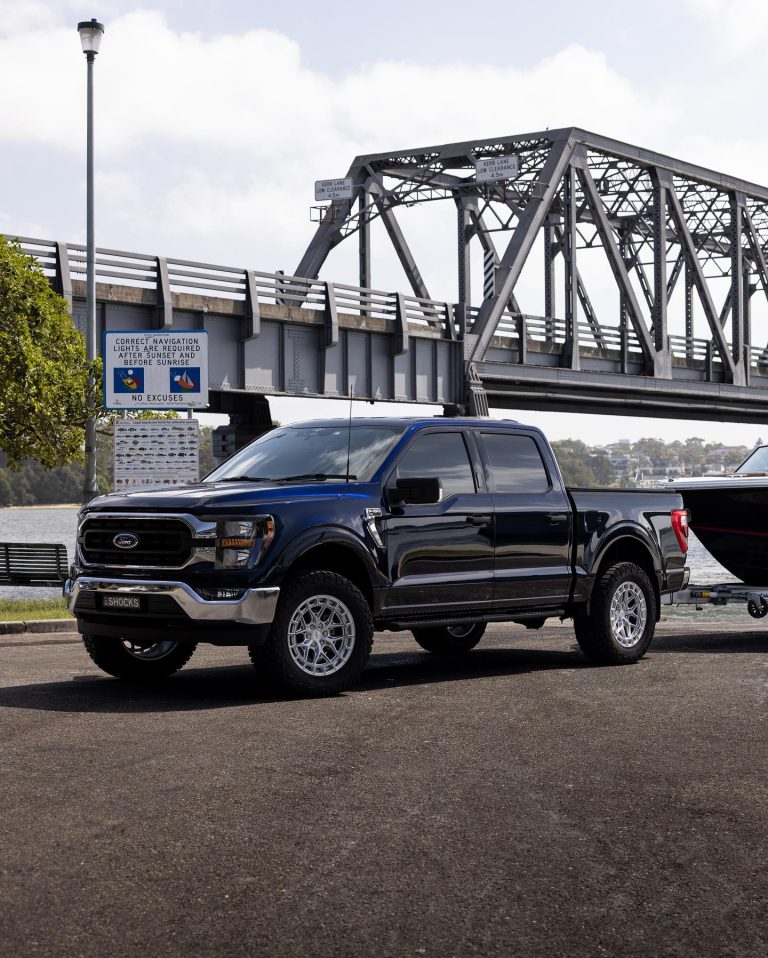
[0, 505, 746, 620]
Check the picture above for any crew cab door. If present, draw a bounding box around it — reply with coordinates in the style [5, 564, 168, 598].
[380, 429, 494, 615]
[477, 430, 573, 606]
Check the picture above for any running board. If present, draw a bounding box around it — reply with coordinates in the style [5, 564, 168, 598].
[382, 606, 565, 631]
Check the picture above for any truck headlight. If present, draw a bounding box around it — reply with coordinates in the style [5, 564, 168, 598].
[215, 516, 274, 569]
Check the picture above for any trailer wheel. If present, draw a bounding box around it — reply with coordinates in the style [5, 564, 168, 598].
[574, 561, 656, 665]
[747, 597, 768, 619]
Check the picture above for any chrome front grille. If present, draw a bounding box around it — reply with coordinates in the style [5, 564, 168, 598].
[79, 516, 195, 568]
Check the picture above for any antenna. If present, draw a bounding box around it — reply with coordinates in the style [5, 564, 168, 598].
[345, 388, 353, 484]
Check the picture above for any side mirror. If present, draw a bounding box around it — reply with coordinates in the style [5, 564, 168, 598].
[389, 476, 442, 506]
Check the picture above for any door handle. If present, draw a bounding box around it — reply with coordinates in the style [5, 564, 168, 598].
[466, 515, 490, 525]
[547, 513, 569, 525]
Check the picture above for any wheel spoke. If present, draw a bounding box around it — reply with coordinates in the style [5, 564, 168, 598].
[121, 639, 178, 660]
[287, 594, 356, 677]
[609, 581, 647, 648]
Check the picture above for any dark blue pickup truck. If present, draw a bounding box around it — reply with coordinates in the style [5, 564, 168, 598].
[67, 418, 690, 694]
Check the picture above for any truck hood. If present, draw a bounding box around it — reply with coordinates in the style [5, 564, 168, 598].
[82, 480, 362, 513]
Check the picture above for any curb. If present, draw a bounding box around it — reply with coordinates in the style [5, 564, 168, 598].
[0, 618, 76, 635]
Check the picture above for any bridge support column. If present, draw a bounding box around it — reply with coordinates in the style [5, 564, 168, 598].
[730, 192, 746, 378]
[651, 171, 672, 378]
[562, 163, 580, 370]
[457, 199, 473, 308]
[543, 222, 556, 344]
[208, 393, 275, 459]
[464, 362, 489, 417]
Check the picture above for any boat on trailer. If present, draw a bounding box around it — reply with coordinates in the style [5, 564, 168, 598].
[663, 445, 768, 618]
[667, 445, 768, 585]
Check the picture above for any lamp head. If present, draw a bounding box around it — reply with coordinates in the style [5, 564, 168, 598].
[77, 19, 104, 55]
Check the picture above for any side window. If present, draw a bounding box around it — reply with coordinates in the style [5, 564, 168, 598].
[482, 433, 550, 494]
[395, 432, 476, 498]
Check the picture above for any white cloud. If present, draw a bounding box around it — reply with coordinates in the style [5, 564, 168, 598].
[0, 4, 763, 298]
[681, 0, 768, 54]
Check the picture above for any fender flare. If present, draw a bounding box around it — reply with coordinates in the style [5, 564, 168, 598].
[267, 525, 385, 589]
[584, 524, 663, 607]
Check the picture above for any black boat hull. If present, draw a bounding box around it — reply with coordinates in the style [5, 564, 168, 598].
[678, 486, 768, 583]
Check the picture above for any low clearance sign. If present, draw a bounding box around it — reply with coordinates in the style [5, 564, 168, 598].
[103, 331, 209, 410]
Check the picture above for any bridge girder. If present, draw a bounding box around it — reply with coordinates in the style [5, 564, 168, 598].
[297, 127, 768, 410]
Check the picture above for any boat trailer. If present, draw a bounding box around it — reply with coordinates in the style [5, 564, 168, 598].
[667, 583, 768, 618]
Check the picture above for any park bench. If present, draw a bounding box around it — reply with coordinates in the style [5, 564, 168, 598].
[0, 542, 69, 587]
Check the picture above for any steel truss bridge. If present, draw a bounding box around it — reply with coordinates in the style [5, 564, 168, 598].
[12, 127, 768, 430]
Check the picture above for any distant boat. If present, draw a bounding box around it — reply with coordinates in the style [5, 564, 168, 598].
[667, 446, 768, 583]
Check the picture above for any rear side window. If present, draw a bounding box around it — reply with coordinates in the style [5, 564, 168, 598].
[482, 433, 550, 494]
[395, 432, 476, 498]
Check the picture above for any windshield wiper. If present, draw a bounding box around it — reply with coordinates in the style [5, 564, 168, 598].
[216, 476, 275, 482]
[275, 473, 356, 482]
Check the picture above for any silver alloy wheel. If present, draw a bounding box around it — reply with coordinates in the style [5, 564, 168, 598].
[122, 639, 179, 660]
[287, 594, 356, 677]
[609, 581, 647, 648]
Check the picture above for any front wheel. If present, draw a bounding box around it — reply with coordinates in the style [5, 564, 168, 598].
[250, 571, 373, 695]
[412, 622, 486, 655]
[573, 561, 656, 665]
[82, 635, 197, 680]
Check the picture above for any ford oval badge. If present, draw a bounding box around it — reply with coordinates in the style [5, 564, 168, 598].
[113, 533, 139, 550]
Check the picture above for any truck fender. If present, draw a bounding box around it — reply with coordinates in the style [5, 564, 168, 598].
[267, 525, 385, 591]
[580, 524, 663, 608]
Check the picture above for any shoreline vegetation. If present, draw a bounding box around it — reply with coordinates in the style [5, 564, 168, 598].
[0, 435, 760, 506]
[0, 428, 216, 507]
[1, 503, 79, 509]
[0, 598, 71, 621]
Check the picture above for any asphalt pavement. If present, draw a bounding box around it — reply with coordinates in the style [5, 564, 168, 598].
[1, 618, 767, 958]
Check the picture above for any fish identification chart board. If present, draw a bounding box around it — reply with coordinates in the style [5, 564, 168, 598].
[114, 419, 200, 491]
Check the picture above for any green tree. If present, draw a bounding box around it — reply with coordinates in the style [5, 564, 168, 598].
[0, 236, 97, 469]
[551, 440, 603, 486]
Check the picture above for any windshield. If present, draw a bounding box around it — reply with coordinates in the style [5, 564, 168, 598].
[736, 445, 768, 474]
[205, 424, 405, 483]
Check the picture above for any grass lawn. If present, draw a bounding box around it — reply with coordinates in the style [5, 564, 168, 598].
[0, 598, 72, 622]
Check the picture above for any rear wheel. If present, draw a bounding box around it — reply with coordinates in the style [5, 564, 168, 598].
[573, 561, 655, 665]
[82, 635, 197, 680]
[412, 622, 486, 655]
[249, 571, 373, 695]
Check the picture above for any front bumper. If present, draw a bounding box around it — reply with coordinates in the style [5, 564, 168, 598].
[66, 577, 280, 626]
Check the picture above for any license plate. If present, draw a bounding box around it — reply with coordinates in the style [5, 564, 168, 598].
[101, 594, 142, 611]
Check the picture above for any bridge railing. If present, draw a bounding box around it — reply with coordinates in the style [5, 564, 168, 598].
[10, 234, 768, 377]
[494, 311, 647, 355]
[9, 235, 454, 337]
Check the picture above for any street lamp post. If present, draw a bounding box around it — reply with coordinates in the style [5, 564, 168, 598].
[77, 18, 104, 503]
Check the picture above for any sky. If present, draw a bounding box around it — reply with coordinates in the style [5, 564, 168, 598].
[3, 0, 768, 446]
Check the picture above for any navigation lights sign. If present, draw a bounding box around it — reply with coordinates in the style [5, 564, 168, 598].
[475, 155, 520, 183]
[315, 177, 354, 201]
[104, 331, 209, 409]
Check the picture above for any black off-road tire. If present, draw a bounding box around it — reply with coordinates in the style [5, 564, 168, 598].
[249, 571, 373, 695]
[412, 622, 486, 655]
[82, 635, 197, 680]
[573, 561, 656, 665]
